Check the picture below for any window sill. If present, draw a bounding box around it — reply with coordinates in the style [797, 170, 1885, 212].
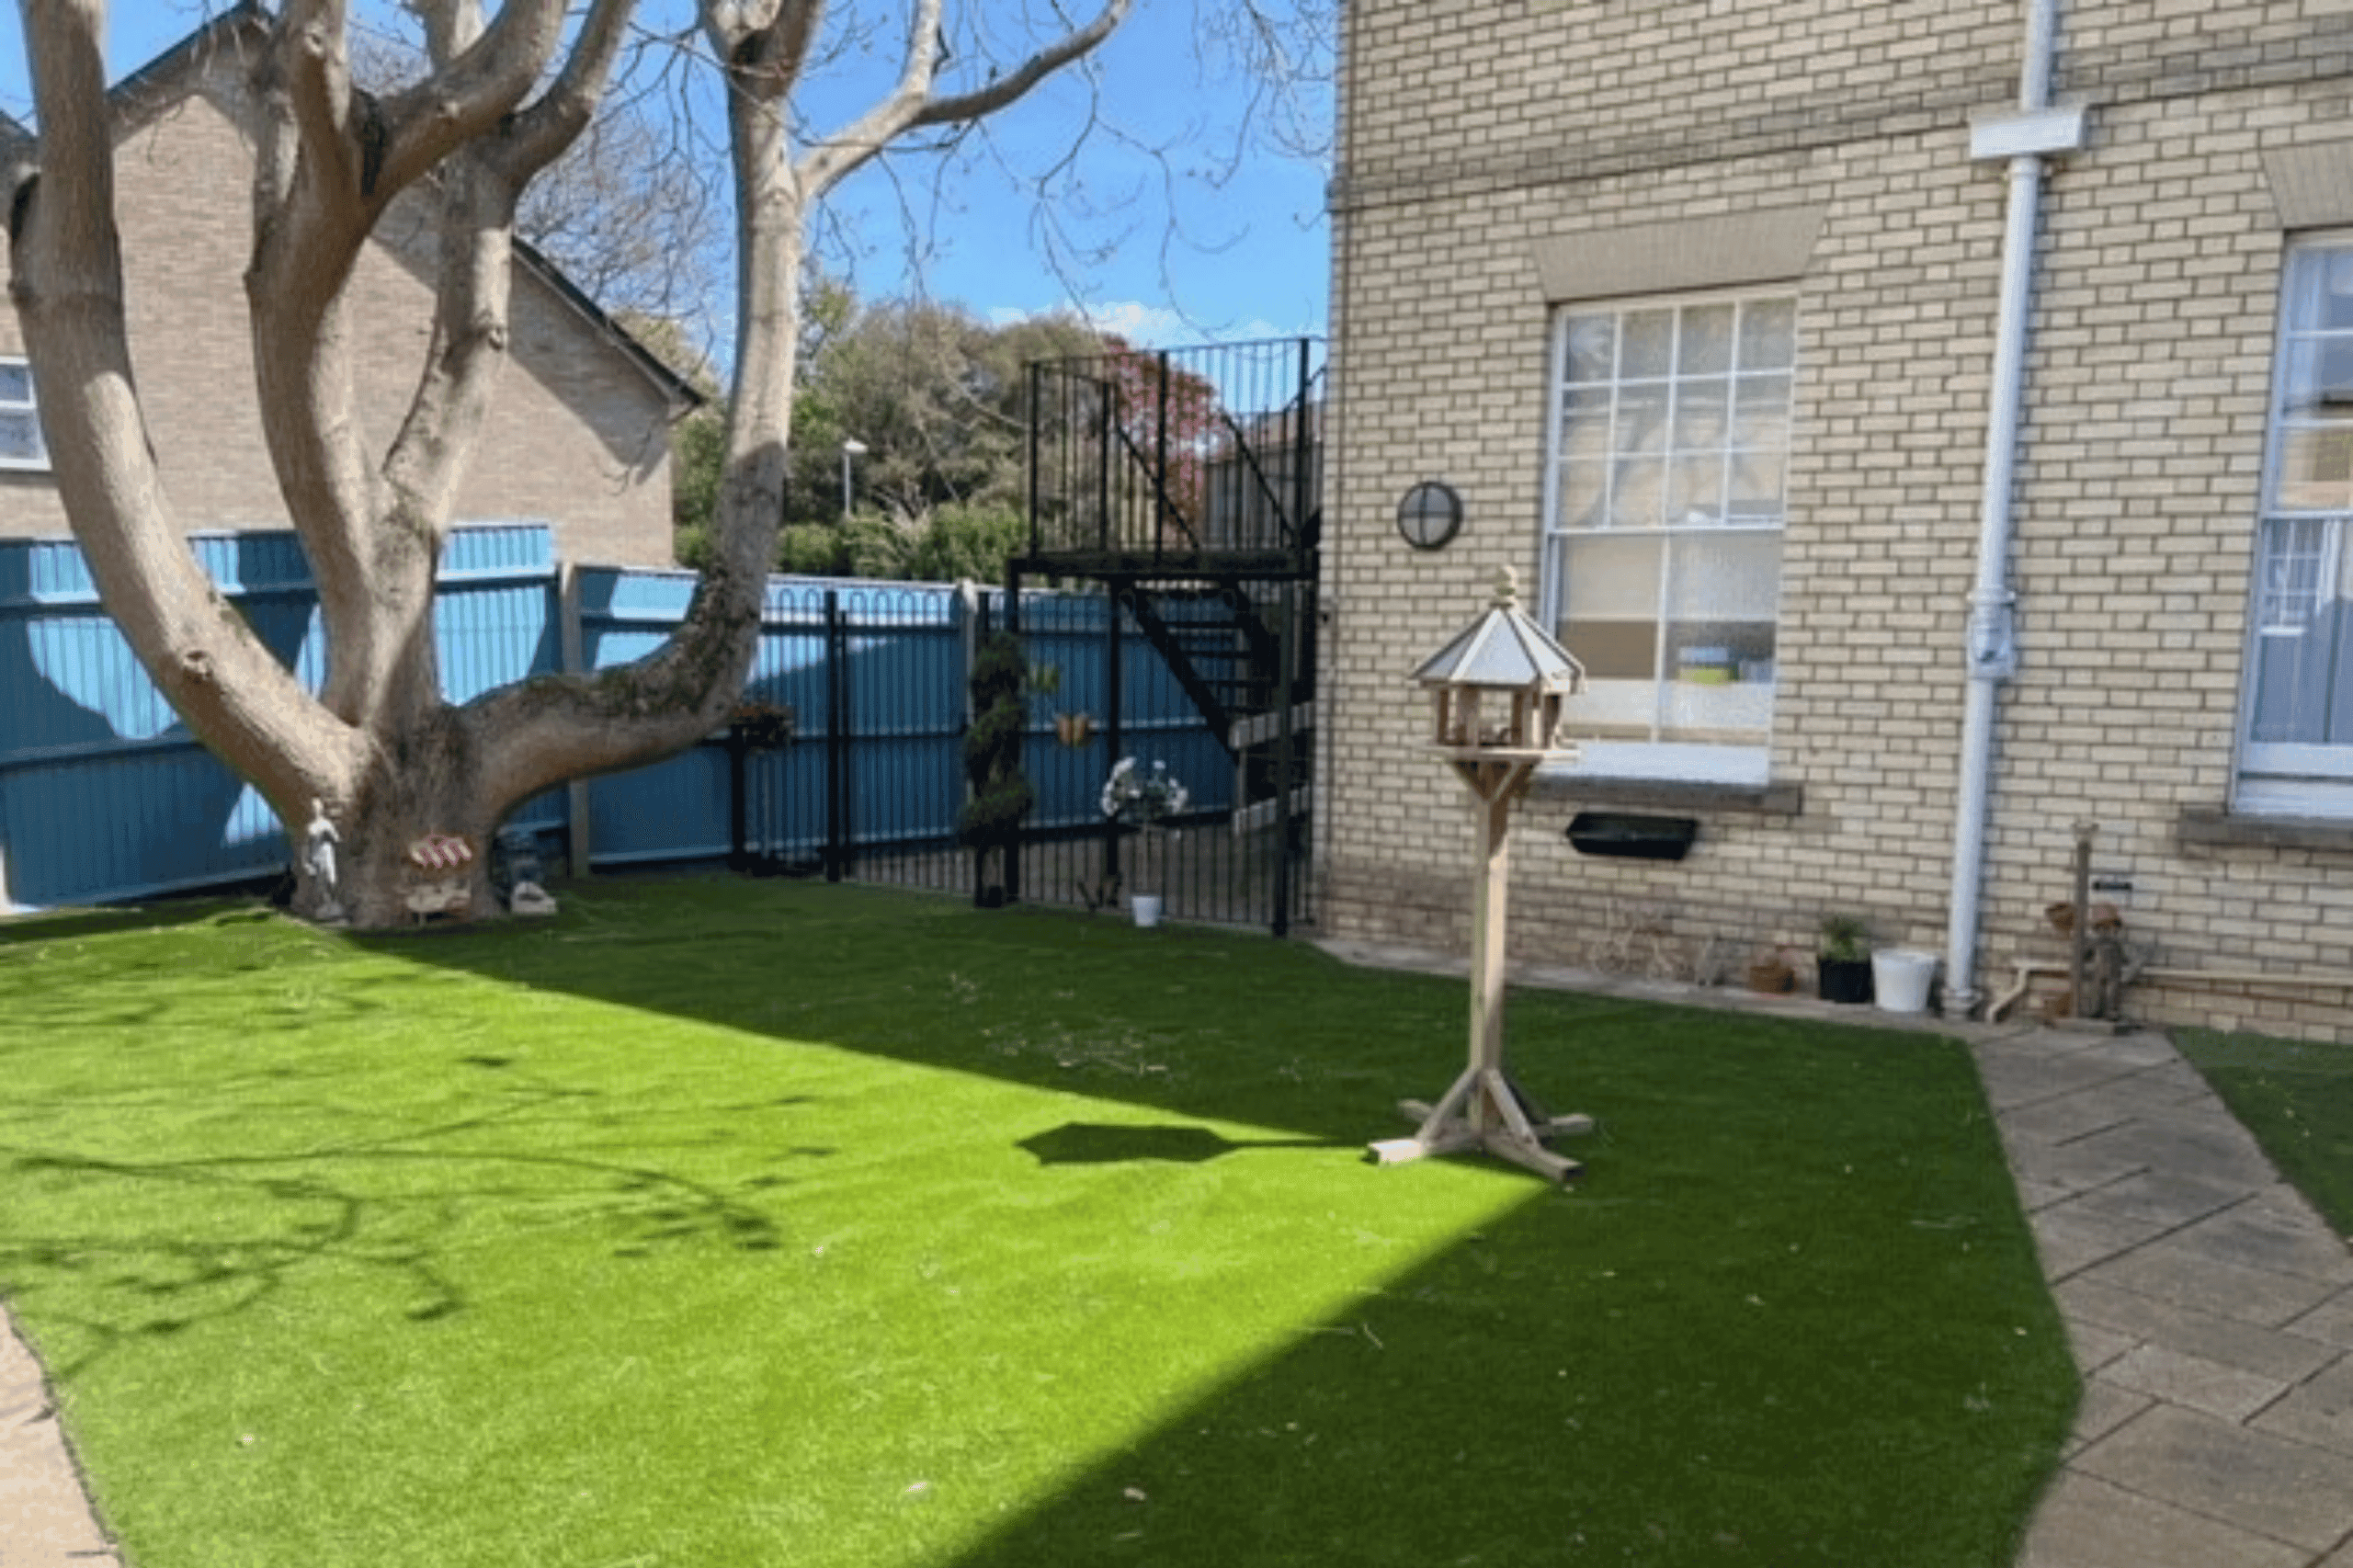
[2177, 806, 2353, 855]
[1528, 772, 1802, 817]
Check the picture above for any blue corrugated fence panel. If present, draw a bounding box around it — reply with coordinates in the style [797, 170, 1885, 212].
[0, 527, 562, 907]
[588, 749, 730, 862]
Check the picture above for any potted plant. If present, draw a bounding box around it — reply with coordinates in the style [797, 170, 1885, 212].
[1745, 945, 1798, 994]
[1099, 757, 1189, 926]
[1817, 914, 1875, 1005]
[958, 632, 1035, 909]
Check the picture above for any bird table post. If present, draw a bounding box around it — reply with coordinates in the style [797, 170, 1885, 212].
[1370, 569, 1596, 1184]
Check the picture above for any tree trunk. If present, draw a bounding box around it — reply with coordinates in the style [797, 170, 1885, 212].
[7, 2, 1132, 931]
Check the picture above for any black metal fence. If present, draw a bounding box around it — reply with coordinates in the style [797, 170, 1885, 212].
[639, 576, 1314, 934]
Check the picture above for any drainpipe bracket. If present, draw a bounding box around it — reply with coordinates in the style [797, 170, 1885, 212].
[1970, 104, 2088, 162]
[1966, 590, 2019, 681]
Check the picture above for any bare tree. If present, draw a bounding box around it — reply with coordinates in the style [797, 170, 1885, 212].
[5, 0, 1129, 927]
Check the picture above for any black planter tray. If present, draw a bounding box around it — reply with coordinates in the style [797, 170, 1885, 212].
[1564, 812, 1699, 861]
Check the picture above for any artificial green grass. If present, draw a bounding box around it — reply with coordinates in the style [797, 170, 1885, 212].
[2177, 1028, 2353, 1240]
[0, 880, 2075, 1567]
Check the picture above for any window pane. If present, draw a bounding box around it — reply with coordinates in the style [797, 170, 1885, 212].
[1727, 448, 1788, 520]
[1670, 378, 1729, 452]
[0, 364, 31, 405]
[1740, 299, 1797, 369]
[0, 412, 41, 462]
[1666, 456, 1724, 525]
[2248, 517, 2351, 749]
[2274, 423, 2353, 511]
[1677, 305, 1734, 374]
[1555, 459, 1607, 530]
[1558, 533, 1666, 734]
[1609, 457, 1665, 528]
[1611, 382, 1669, 457]
[1558, 386, 1611, 457]
[1563, 314, 1615, 383]
[1561, 532, 1663, 631]
[1733, 374, 1793, 449]
[2282, 339, 2353, 417]
[1621, 310, 1674, 378]
[1661, 531, 1780, 742]
[2314, 251, 2353, 333]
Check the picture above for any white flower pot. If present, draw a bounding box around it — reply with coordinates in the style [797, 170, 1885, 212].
[1872, 949, 1938, 1015]
[1131, 893, 1164, 928]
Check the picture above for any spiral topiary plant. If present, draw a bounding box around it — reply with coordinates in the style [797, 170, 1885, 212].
[959, 631, 1036, 907]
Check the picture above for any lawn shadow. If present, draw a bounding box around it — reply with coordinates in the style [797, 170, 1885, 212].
[1017, 1121, 1340, 1165]
[927, 1178, 2065, 1568]
[0, 1053, 807, 1381]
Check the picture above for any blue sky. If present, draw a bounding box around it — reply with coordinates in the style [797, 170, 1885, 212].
[0, 3, 1332, 350]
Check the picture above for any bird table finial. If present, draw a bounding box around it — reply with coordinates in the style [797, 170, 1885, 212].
[1493, 566, 1519, 609]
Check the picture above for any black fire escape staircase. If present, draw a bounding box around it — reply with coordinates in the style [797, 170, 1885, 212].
[1012, 338, 1324, 900]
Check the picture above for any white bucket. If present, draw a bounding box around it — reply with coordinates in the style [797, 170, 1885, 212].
[1872, 949, 1938, 1015]
[1131, 893, 1165, 929]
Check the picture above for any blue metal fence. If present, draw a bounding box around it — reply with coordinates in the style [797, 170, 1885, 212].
[0, 528, 1243, 914]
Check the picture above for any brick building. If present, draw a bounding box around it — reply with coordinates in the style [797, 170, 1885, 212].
[1321, 0, 2353, 1039]
[0, 10, 695, 567]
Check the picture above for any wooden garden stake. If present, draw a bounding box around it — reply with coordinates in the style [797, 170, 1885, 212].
[1370, 569, 1595, 1184]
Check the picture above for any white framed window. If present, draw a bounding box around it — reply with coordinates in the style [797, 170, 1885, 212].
[0, 358, 48, 471]
[2241, 240, 2353, 814]
[1539, 290, 1794, 780]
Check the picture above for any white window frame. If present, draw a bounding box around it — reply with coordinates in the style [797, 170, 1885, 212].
[1536, 288, 1795, 784]
[0, 357, 49, 472]
[2238, 238, 2353, 815]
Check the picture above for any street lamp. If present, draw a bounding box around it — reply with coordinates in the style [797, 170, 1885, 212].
[841, 437, 868, 522]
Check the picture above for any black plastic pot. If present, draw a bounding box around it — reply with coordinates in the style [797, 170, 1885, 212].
[1818, 957, 1875, 1005]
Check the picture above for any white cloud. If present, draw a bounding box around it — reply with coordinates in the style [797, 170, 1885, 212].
[985, 301, 1298, 349]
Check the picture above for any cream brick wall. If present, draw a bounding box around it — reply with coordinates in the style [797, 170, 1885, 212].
[1325, 0, 2353, 1040]
[0, 72, 679, 567]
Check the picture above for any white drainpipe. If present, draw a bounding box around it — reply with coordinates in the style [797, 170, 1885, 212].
[1942, 0, 2086, 1017]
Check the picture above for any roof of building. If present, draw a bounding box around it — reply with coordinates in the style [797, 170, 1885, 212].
[82, 1, 704, 415]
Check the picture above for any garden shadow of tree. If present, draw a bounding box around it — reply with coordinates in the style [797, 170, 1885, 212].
[0, 1046, 820, 1383]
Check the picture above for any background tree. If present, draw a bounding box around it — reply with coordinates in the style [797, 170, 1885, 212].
[784, 297, 1099, 525]
[5, 0, 1133, 928]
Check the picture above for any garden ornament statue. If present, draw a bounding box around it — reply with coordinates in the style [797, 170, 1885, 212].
[304, 798, 346, 924]
[1370, 568, 1596, 1184]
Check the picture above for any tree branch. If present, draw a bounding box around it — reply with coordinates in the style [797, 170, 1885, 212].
[799, 0, 1130, 198]
[366, 0, 574, 203]
[12, 0, 358, 823]
[494, 0, 639, 184]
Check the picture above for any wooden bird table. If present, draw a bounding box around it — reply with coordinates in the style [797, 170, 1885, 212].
[1369, 745, 1593, 1184]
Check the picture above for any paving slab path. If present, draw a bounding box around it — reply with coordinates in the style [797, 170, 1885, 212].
[1980, 1024, 2353, 1568]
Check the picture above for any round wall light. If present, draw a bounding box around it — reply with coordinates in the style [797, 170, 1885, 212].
[1396, 481, 1463, 551]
